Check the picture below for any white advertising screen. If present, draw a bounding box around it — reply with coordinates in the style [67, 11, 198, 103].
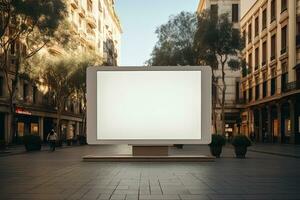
[97, 71, 201, 140]
[87, 66, 211, 144]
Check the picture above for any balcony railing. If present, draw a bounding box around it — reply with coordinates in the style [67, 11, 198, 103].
[79, 7, 86, 17]
[282, 81, 300, 93]
[86, 12, 96, 28]
[70, 0, 79, 8]
[281, 48, 287, 55]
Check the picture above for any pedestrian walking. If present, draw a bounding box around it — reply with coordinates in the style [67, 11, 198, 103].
[47, 129, 58, 151]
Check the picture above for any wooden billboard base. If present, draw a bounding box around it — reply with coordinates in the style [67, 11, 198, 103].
[132, 145, 169, 156]
[82, 146, 214, 162]
[82, 155, 214, 162]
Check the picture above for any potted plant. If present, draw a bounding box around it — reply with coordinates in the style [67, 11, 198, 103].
[66, 139, 72, 146]
[78, 135, 87, 145]
[23, 135, 42, 151]
[209, 134, 226, 158]
[232, 135, 252, 158]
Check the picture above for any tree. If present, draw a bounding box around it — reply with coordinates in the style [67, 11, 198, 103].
[39, 55, 75, 139]
[0, 0, 66, 142]
[69, 52, 100, 136]
[146, 12, 198, 66]
[194, 11, 244, 135]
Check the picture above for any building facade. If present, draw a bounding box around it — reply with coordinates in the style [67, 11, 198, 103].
[240, 0, 300, 144]
[0, 0, 122, 144]
[69, 0, 122, 65]
[197, 0, 243, 137]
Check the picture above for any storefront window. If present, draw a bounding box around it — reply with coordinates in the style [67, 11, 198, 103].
[18, 122, 25, 137]
[31, 123, 39, 135]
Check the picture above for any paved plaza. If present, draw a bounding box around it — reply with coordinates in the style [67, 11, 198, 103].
[0, 145, 300, 200]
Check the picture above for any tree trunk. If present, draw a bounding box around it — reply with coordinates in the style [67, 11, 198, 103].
[220, 61, 227, 135]
[80, 95, 87, 136]
[211, 70, 217, 134]
[3, 55, 21, 143]
[56, 100, 63, 141]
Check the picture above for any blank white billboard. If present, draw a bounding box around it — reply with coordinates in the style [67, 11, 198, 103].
[87, 66, 211, 144]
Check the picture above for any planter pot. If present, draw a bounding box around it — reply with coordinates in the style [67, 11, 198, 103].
[234, 145, 248, 158]
[209, 145, 223, 158]
[25, 144, 41, 151]
[67, 140, 72, 146]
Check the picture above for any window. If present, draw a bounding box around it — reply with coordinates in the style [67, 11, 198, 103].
[255, 16, 259, 37]
[87, 0, 93, 12]
[232, 4, 239, 23]
[71, 10, 74, 21]
[281, 62, 288, 92]
[262, 41, 267, 66]
[23, 83, 28, 102]
[271, 69, 277, 95]
[242, 30, 246, 45]
[243, 90, 247, 102]
[262, 9, 267, 30]
[248, 53, 252, 73]
[281, 0, 287, 12]
[211, 4, 218, 18]
[248, 23, 252, 43]
[255, 84, 260, 100]
[235, 81, 240, 102]
[0, 77, 3, 97]
[281, 26, 287, 54]
[18, 122, 25, 137]
[263, 81, 267, 97]
[255, 47, 259, 70]
[98, 0, 102, 11]
[271, 0, 276, 21]
[249, 87, 253, 101]
[30, 123, 39, 135]
[33, 86, 37, 104]
[271, 34, 276, 60]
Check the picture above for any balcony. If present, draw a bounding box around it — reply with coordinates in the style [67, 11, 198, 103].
[86, 12, 96, 28]
[79, 7, 86, 17]
[281, 48, 287, 55]
[70, 0, 79, 9]
[297, 35, 300, 48]
[282, 81, 300, 93]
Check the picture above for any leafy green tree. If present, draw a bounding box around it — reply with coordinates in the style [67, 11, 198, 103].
[146, 12, 198, 66]
[194, 11, 244, 135]
[40, 55, 75, 139]
[0, 0, 66, 142]
[69, 52, 100, 136]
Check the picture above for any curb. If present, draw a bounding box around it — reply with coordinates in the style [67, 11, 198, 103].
[248, 149, 300, 159]
[0, 145, 84, 157]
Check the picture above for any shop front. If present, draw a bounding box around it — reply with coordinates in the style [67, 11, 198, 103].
[16, 108, 39, 138]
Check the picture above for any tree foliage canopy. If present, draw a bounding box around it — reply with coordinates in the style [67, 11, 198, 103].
[146, 12, 198, 66]
[0, 0, 66, 59]
[194, 11, 244, 70]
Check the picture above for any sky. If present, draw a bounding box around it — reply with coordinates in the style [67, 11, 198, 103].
[115, 0, 199, 66]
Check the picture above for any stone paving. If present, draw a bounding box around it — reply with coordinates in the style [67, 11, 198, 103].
[0, 145, 300, 200]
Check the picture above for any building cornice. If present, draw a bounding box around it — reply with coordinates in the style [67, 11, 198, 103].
[104, 0, 122, 33]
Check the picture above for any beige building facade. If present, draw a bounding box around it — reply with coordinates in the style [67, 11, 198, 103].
[240, 0, 300, 144]
[197, 0, 243, 137]
[0, 0, 122, 144]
